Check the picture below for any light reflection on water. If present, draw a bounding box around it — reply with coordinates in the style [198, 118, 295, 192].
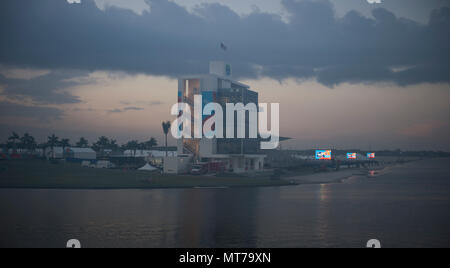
[0, 158, 450, 248]
[317, 184, 331, 247]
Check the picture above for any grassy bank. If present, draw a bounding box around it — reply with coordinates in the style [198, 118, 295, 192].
[0, 160, 291, 189]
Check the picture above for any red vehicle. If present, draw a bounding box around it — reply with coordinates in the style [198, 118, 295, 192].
[11, 154, 21, 159]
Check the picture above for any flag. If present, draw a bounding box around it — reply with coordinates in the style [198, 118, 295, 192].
[220, 43, 227, 51]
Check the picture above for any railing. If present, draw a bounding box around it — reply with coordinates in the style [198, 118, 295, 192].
[183, 142, 197, 157]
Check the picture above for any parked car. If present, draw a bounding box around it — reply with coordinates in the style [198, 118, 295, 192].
[190, 164, 207, 175]
[81, 161, 92, 168]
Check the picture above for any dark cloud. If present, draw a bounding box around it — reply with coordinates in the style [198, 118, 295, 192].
[0, 70, 89, 104]
[0, 0, 449, 87]
[0, 101, 63, 121]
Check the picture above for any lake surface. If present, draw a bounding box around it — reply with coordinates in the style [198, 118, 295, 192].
[1, 158, 449, 248]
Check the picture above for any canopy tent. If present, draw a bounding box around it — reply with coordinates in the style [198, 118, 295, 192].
[138, 163, 158, 171]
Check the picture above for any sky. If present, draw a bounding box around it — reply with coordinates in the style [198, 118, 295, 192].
[94, 0, 450, 24]
[0, 0, 449, 151]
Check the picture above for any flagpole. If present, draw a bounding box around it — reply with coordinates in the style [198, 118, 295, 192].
[220, 42, 227, 63]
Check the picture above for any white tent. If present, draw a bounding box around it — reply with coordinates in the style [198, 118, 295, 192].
[138, 163, 158, 171]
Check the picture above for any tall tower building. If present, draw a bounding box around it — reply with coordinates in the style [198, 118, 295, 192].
[175, 62, 265, 173]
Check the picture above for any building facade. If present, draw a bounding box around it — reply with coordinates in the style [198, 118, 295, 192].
[171, 62, 265, 174]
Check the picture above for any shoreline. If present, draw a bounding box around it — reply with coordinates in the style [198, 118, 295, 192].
[285, 165, 394, 185]
[0, 179, 295, 191]
[284, 157, 429, 186]
[0, 160, 293, 190]
[286, 169, 362, 185]
[0, 166, 388, 191]
[0, 159, 424, 191]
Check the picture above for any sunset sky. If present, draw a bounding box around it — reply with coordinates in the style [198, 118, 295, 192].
[0, 0, 449, 151]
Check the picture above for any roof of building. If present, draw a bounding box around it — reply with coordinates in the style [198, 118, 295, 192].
[148, 146, 177, 151]
[179, 73, 250, 89]
[206, 154, 266, 159]
[69, 147, 96, 153]
[123, 150, 177, 158]
[260, 136, 292, 142]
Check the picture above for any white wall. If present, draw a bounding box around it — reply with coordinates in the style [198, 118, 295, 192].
[229, 156, 265, 173]
[199, 138, 216, 157]
[73, 152, 96, 160]
[201, 76, 219, 91]
[210, 61, 232, 77]
[164, 156, 192, 174]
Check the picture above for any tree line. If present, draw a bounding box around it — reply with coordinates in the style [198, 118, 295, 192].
[1, 132, 156, 152]
[0, 121, 173, 157]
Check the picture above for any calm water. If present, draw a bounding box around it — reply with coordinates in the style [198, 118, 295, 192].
[1, 158, 450, 248]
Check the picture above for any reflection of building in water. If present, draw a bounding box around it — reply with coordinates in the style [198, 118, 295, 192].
[174, 189, 260, 247]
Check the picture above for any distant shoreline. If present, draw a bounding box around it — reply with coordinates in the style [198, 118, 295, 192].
[284, 160, 408, 185]
[0, 183, 294, 191]
[285, 168, 363, 185]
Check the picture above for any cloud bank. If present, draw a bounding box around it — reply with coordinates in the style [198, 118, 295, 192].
[0, 0, 449, 87]
[0, 101, 64, 121]
[0, 70, 89, 105]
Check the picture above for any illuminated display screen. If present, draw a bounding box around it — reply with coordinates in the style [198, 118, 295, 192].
[316, 150, 332, 160]
[367, 153, 376, 159]
[347, 153, 357, 159]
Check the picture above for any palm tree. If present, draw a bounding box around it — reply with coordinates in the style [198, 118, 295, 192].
[137, 142, 143, 153]
[60, 139, 71, 158]
[109, 139, 119, 152]
[19, 134, 27, 150]
[47, 134, 59, 159]
[76, 137, 89, 148]
[93, 136, 110, 157]
[20, 133, 37, 155]
[126, 140, 139, 157]
[8, 132, 20, 153]
[162, 121, 171, 157]
[144, 137, 158, 150]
